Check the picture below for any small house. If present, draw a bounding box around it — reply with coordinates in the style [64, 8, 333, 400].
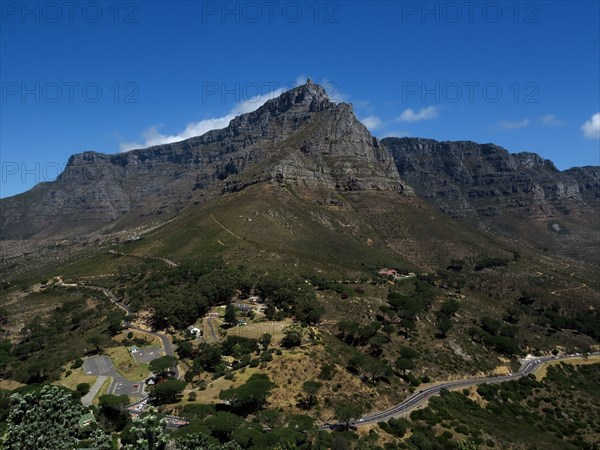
[186, 326, 202, 336]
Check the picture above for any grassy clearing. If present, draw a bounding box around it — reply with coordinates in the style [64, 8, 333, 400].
[55, 367, 97, 392]
[114, 329, 161, 347]
[104, 346, 150, 381]
[191, 368, 261, 404]
[0, 379, 26, 390]
[225, 320, 290, 342]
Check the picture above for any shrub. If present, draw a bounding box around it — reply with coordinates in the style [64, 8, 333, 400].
[72, 359, 84, 369]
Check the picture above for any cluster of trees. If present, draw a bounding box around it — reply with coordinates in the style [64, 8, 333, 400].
[126, 265, 324, 330]
[219, 373, 275, 415]
[348, 352, 393, 384]
[435, 299, 459, 338]
[256, 272, 323, 325]
[380, 282, 434, 338]
[175, 402, 324, 448]
[127, 264, 251, 330]
[1, 290, 118, 383]
[97, 394, 131, 431]
[543, 306, 600, 341]
[468, 316, 520, 356]
[3, 385, 112, 450]
[181, 334, 276, 383]
[516, 291, 600, 341]
[473, 257, 510, 271]
[337, 320, 389, 357]
[298, 380, 322, 409]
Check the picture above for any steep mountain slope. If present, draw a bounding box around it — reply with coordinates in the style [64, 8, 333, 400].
[0, 81, 409, 240]
[382, 137, 600, 264]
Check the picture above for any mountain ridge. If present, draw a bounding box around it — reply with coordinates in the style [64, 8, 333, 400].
[1, 82, 598, 249]
[0, 81, 409, 240]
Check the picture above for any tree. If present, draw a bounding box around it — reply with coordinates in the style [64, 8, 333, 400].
[288, 414, 315, 433]
[122, 407, 168, 450]
[219, 373, 275, 415]
[107, 310, 126, 336]
[395, 357, 415, 376]
[281, 330, 301, 348]
[436, 317, 452, 338]
[440, 299, 459, 317]
[87, 428, 113, 450]
[5, 384, 85, 450]
[149, 355, 178, 378]
[196, 344, 223, 372]
[224, 303, 237, 328]
[76, 382, 90, 397]
[398, 345, 419, 359]
[86, 334, 104, 353]
[481, 317, 501, 336]
[177, 341, 195, 360]
[259, 333, 272, 351]
[300, 380, 322, 409]
[150, 379, 186, 404]
[203, 411, 244, 441]
[175, 433, 242, 450]
[98, 394, 130, 431]
[256, 409, 284, 428]
[334, 403, 365, 430]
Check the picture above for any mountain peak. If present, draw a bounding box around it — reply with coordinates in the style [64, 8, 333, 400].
[262, 79, 332, 114]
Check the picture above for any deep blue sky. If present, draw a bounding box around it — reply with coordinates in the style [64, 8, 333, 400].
[1, 0, 599, 198]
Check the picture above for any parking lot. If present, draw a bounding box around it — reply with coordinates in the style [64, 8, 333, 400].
[83, 356, 119, 377]
[112, 379, 145, 397]
[83, 355, 147, 399]
[131, 346, 163, 363]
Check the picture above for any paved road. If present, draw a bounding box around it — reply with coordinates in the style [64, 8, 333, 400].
[81, 375, 107, 406]
[322, 353, 600, 429]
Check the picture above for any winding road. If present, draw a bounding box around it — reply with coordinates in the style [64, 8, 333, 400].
[323, 352, 600, 429]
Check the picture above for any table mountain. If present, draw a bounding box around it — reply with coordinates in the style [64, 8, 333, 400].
[0, 81, 409, 240]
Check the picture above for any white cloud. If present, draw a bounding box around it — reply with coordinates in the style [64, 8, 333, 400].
[320, 77, 348, 103]
[581, 113, 600, 139]
[119, 88, 285, 152]
[539, 114, 564, 126]
[381, 130, 410, 138]
[361, 115, 383, 130]
[495, 118, 530, 130]
[395, 106, 438, 123]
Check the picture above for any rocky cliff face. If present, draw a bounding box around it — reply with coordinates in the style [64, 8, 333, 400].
[382, 137, 598, 222]
[0, 81, 409, 240]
